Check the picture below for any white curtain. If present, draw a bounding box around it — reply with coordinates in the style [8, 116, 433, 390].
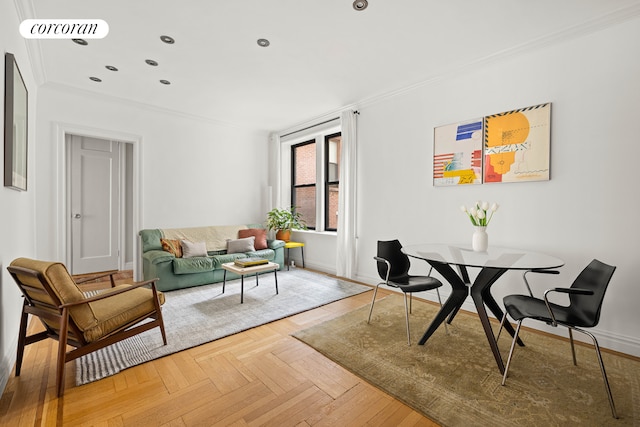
[268, 132, 281, 210]
[336, 110, 358, 278]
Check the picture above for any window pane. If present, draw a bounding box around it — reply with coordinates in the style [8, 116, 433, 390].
[327, 183, 339, 230]
[294, 143, 316, 185]
[327, 135, 341, 182]
[294, 186, 316, 228]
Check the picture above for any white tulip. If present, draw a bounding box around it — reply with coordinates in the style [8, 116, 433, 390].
[477, 210, 486, 219]
[481, 201, 489, 211]
[460, 205, 468, 213]
[491, 202, 499, 212]
[469, 207, 477, 217]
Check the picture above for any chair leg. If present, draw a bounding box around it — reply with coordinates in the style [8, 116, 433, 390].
[367, 284, 381, 323]
[409, 293, 413, 314]
[501, 320, 522, 386]
[578, 328, 618, 419]
[15, 304, 29, 376]
[403, 292, 411, 346]
[57, 308, 70, 397]
[568, 328, 577, 366]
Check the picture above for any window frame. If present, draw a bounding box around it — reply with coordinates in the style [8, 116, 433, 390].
[291, 139, 317, 231]
[324, 132, 341, 232]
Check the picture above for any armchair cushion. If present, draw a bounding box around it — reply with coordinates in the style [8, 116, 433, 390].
[84, 285, 166, 342]
[12, 258, 97, 331]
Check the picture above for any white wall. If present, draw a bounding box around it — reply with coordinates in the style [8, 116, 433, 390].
[0, 1, 38, 394]
[34, 85, 270, 263]
[350, 18, 640, 356]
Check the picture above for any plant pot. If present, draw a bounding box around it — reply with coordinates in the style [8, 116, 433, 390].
[276, 229, 291, 242]
[472, 226, 488, 252]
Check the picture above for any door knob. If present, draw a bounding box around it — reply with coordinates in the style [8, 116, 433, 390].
[74, 213, 81, 219]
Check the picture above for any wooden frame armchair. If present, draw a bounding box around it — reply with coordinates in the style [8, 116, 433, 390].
[8, 258, 167, 396]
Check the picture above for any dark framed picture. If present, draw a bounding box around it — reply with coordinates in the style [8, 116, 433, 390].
[4, 52, 28, 191]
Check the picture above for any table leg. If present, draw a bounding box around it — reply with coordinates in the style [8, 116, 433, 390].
[446, 265, 471, 324]
[481, 285, 525, 347]
[240, 275, 244, 304]
[274, 269, 278, 294]
[469, 267, 509, 374]
[256, 273, 259, 286]
[286, 248, 290, 271]
[418, 261, 468, 345]
[222, 270, 227, 293]
[301, 246, 305, 268]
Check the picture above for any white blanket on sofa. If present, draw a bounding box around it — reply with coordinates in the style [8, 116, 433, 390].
[162, 225, 248, 252]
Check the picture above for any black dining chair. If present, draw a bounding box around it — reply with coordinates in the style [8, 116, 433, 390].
[367, 239, 445, 345]
[499, 259, 617, 418]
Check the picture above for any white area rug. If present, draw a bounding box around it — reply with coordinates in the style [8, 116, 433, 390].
[76, 268, 370, 385]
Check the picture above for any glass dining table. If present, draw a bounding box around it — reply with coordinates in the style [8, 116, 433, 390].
[402, 243, 564, 373]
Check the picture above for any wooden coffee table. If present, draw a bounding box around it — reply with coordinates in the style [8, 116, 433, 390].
[221, 262, 279, 303]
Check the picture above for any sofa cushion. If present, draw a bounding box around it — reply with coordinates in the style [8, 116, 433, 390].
[246, 249, 276, 261]
[161, 238, 183, 258]
[181, 240, 208, 258]
[227, 236, 256, 254]
[238, 228, 268, 250]
[173, 257, 215, 274]
[210, 253, 251, 269]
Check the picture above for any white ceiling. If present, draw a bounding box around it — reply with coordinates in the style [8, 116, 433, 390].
[22, 0, 640, 131]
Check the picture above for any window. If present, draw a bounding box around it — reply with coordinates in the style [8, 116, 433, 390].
[292, 140, 316, 230]
[289, 130, 342, 232]
[325, 133, 341, 231]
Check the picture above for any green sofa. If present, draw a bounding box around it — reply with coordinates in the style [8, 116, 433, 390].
[139, 225, 284, 292]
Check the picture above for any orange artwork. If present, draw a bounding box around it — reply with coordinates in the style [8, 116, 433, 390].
[484, 103, 551, 183]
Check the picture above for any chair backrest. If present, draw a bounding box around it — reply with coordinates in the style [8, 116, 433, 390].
[376, 240, 410, 283]
[8, 258, 98, 343]
[569, 259, 616, 328]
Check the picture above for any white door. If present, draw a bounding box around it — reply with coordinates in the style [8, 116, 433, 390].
[68, 135, 120, 274]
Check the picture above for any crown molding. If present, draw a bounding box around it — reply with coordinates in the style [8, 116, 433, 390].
[41, 81, 256, 130]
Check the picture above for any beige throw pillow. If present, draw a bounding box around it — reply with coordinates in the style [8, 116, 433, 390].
[226, 236, 256, 254]
[181, 240, 208, 258]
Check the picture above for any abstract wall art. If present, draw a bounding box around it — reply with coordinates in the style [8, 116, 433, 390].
[484, 103, 551, 183]
[432, 103, 551, 186]
[433, 118, 483, 186]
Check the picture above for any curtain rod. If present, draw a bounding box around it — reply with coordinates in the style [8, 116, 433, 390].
[280, 111, 359, 138]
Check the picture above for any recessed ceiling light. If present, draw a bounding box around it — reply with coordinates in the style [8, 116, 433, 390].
[105, 65, 118, 71]
[159, 79, 171, 85]
[160, 35, 175, 44]
[89, 77, 102, 82]
[145, 59, 158, 66]
[353, 0, 368, 11]
[72, 38, 88, 46]
[257, 38, 270, 47]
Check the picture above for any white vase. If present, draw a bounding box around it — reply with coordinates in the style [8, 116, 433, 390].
[472, 226, 488, 252]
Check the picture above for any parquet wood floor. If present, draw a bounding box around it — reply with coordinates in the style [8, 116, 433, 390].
[0, 270, 439, 426]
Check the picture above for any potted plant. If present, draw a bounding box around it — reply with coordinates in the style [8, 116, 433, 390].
[265, 206, 307, 242]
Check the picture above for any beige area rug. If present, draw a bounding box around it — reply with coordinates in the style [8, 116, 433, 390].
[293, 294, 639, 426]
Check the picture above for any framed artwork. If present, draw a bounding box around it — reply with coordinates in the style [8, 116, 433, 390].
[4, 52, 28, 191]
[433, 118, 483, 186]
[484, 103, 551, 183]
